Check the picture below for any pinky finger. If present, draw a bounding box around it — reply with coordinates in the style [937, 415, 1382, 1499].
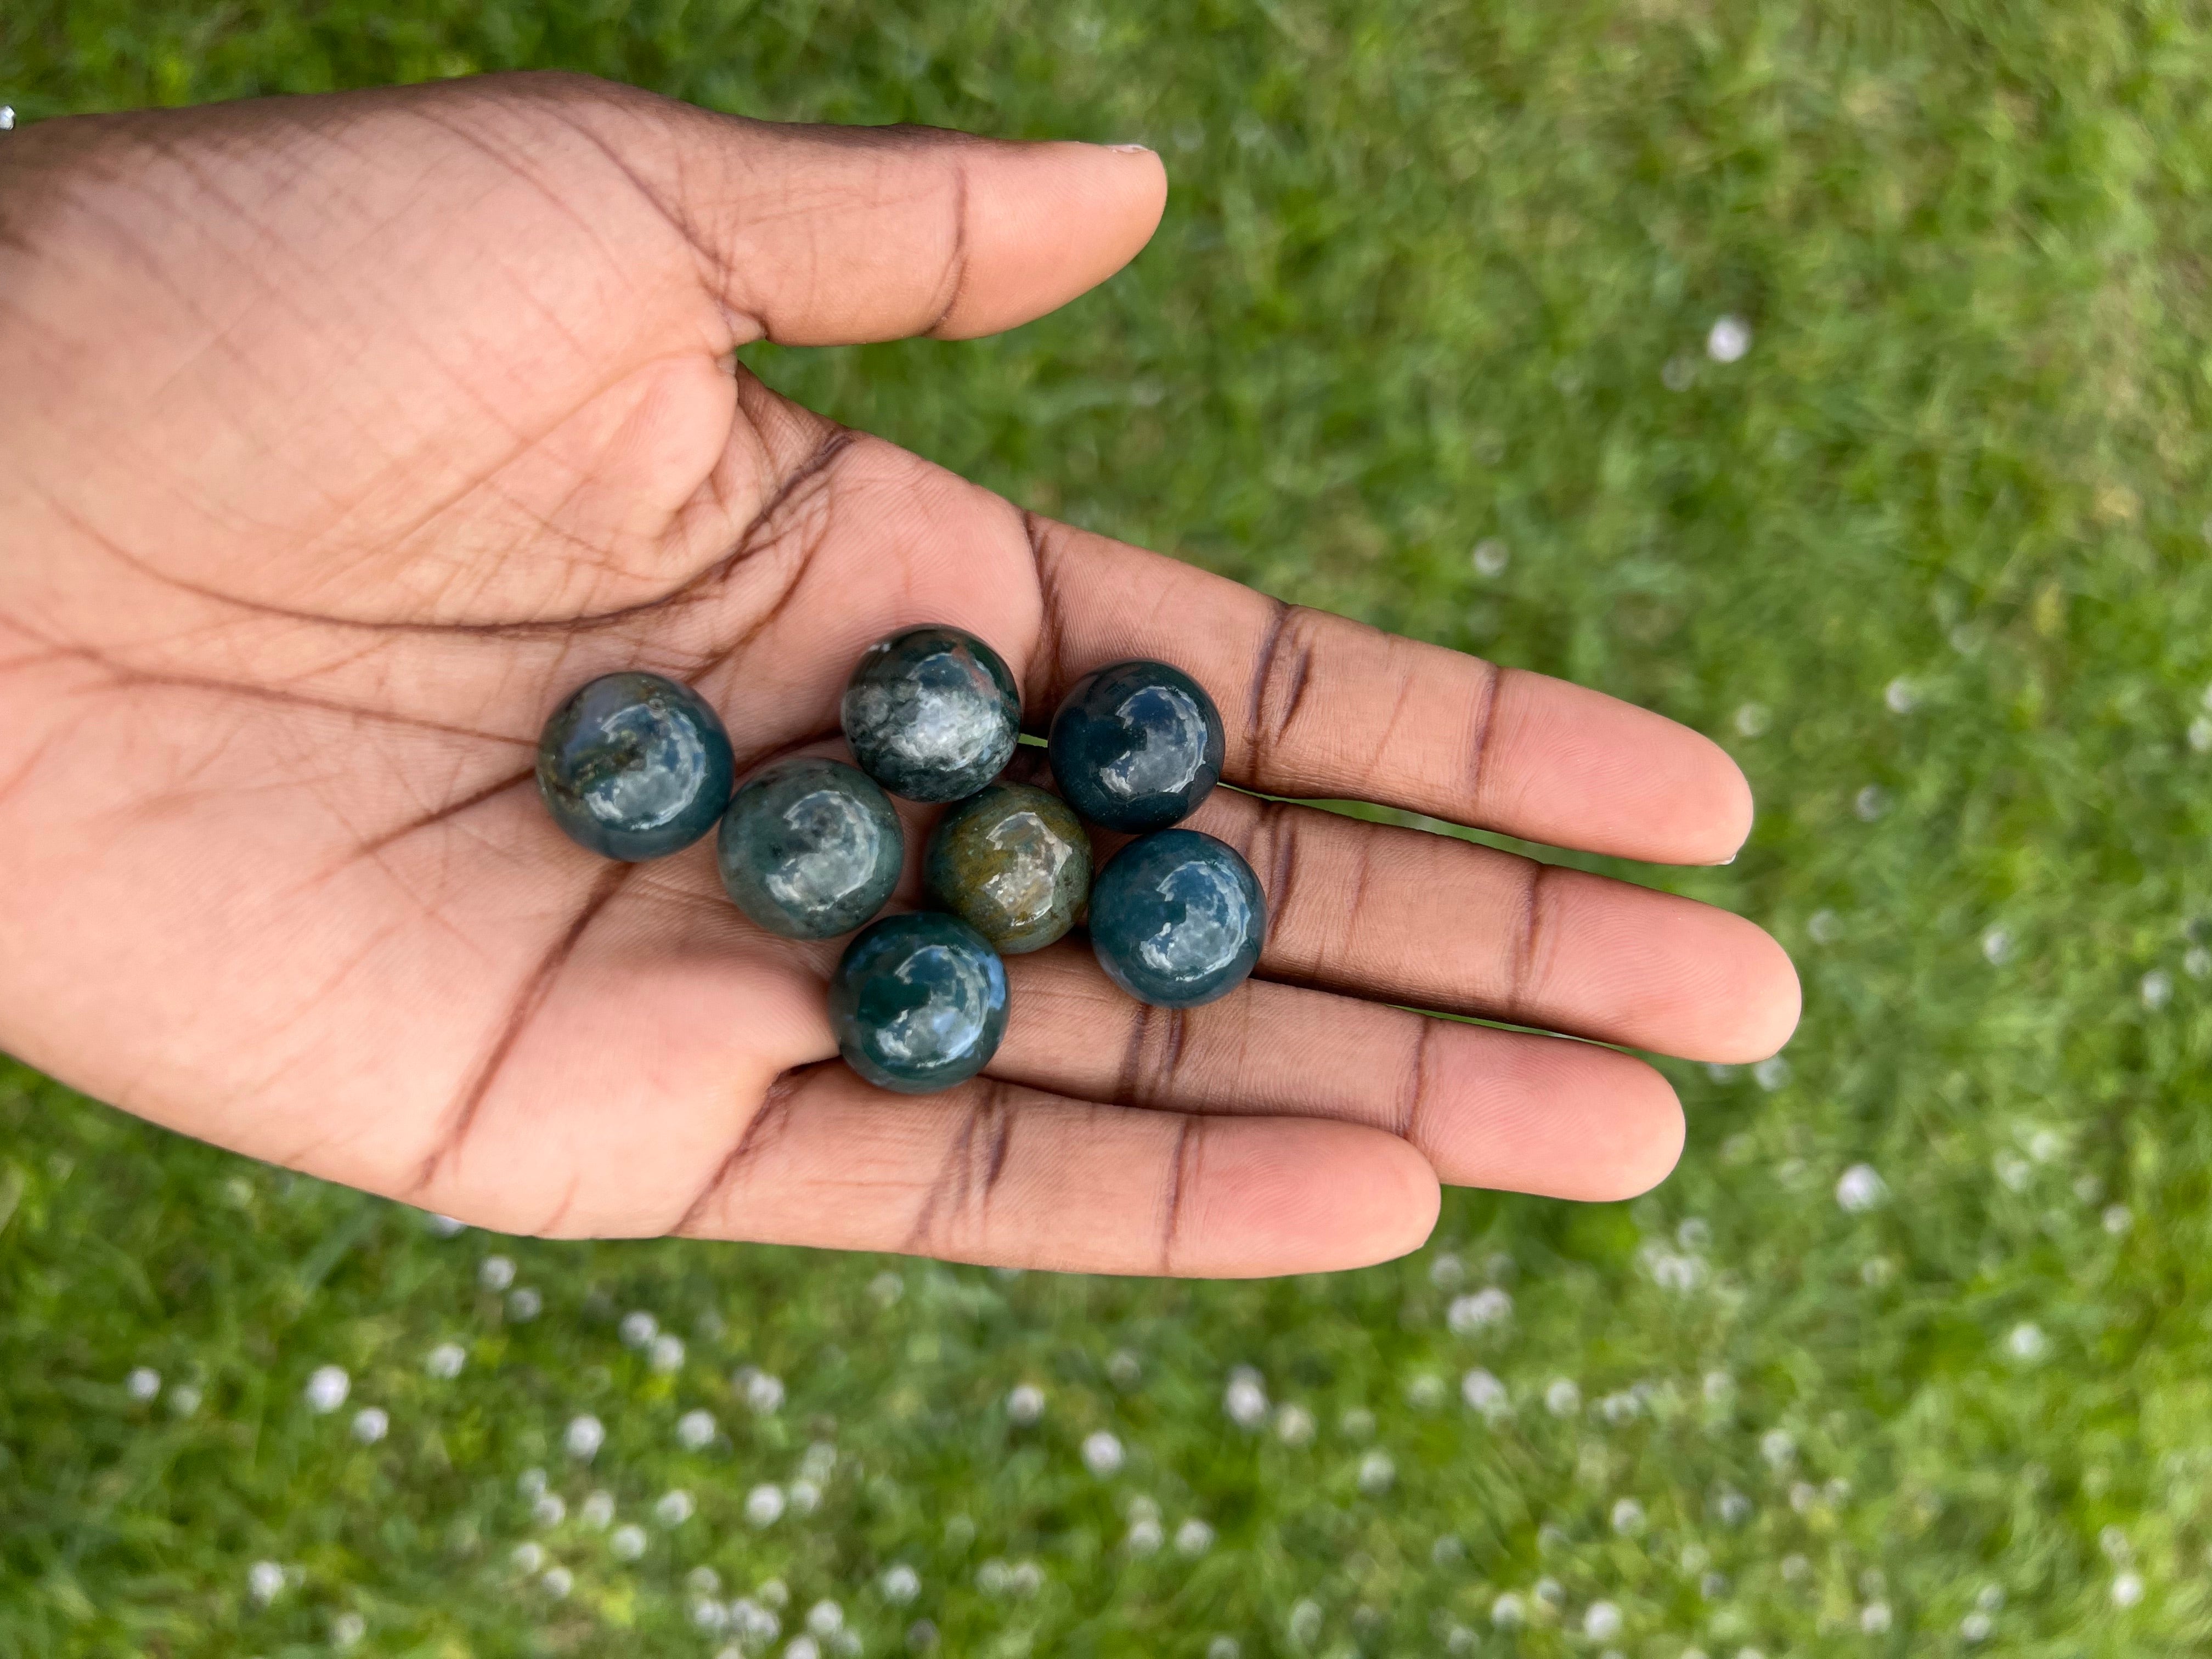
[671, 1064, 1440, 1277]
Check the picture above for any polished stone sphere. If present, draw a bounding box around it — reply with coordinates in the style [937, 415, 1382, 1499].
[535, 672, 734, 860]
[924, 782, 1092, 955]
[828, 912, 1011, 1094]
[841, 625, 1023, 803]
[716, 757, 904, 939]
[1047, 659, 1225, 832]
[1088, 829, 1266, 1008]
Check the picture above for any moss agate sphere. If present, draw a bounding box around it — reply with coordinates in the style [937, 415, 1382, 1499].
[1089, 829, 1266, 1008]
[536, 672, 734, 860]
[828, 913, 1010, 1094]
[841, 625, 1023, 803]
[716, 757, 903, 939]
[924, 782, 1091, 954]
[1047, 660, 1225, 832]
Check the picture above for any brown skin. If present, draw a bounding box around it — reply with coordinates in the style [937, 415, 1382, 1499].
[0, 74, 1799, 1276]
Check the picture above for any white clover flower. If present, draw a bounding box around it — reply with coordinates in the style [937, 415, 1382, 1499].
[739, 1368, 786, 1414]
[507, 1288, 543, 1322]
[2143, 970, 2174, 1010]
[654, 1489, 693, 1527]
[1982, 927, 2013, 964]
[1207, 1639, 1242, 1659]
[1289, 1599, 1323, 1645]
[731, 1597, 780, 1640]
[1760, 1428, 1796, 1468]
[1406, 1373, 1446, 1410]
[1007, 1383, 1046, 1424]
[1854, 785, 1890, 821]
[1224, 1368, 1269, 1427]
[692, 1599, 729, 1632]
[1082, 1431, 1125, 1475]
[1703, 1370, 1734, 1404]
[802, 1441, 837, 1481]
[331, 1610, 366, 1649]
[168, 1384, 202, 1417]
[608, 1523, 647, 1560]
[1734, 702, 1770, 738]
[1977, 1584, 2005, 1611]
[1883, 676, 1916, 714]
[247, 1560, 285, 1605]
[580, 1491, 614, 1528]
[1611, 1498, 1645, 1534]
[565, 1414, 604, 1461]
[688, 1566, 723, 1595]
[1125, 1517, 1164, 1555]
[1706, 315, 1751, 363]
[880, 1564, 921, 1604]
[1472, 538, 1510, 578]
[1340, 1407, 1376, 1439]
[677, 1409, 716, 1451]
[1960, 1611, 1990, 1642]
[1584, 1601, 1623, 1640]
[533, 1493, 566, 1527]
[1461, 1368, 1509, 1420]
[1432, 1533, 1466, 1567]
[1836, 1164, 1888, 1213]
[745, 1483, 785, 1527]
[519, 1468, 548, 1499]
[1781, 1553, 1809, 1581]
[1356, 1450, 1396, 1494]
[2113, 1571, 2145, 1607]
[2100, 1525, 2132, 1562]
[1808, 908, 1841, 944]
[1860, 1602, 1892, 1633]
[788, 1478, 821, 1515]
[1789, 1481, 1816, 1514]
[304, 1365, 350, 1413]
[2105, 1204, 2134, 1235]
[350, 1407, 388, 1444]
[1428, 1251, 1465, 1288]
[2006, 1323, 2048, 1363]
[868, 1270, 905, 1306]
[1106, 1348, 1143, 1389]
[1544, 1378, 1582, 1417]
[541, 1567, 572, 1599]
[1448, 1288, 1513, 1333]
[1753, 1055, 1793, 1091]
[1275, 1403, 1317, 1444]
[978, 1559, 1011, 1594]
[425, 1342, 466, 1380]
[786, 1639, 820, 1659]
[650, 1334, 686, 1373]
[619, 1311, 658, 1348]
[511, 1542, 545, 1573]
[808, 1599, 844, 1636]
[1599, 1391, 1640, 1425]
[1714, 1486, 1752, 1526]
[478, 1255, 515, 1292]
[126, 1367, 161, 1402]
[1176, 1518, 1216, 1556]
[1489, 1593, 1525, 1628]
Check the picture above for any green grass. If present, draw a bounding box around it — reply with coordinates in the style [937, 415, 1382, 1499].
[10, 1, 2212, 1653]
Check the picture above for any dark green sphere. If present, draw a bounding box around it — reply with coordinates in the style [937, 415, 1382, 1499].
[535, 672, 734, 861]
[1088, 829, 1267, 1008]
[828, 913, 1011, 1094]
[1047, 659, 1224, 832]
[840, 625, 1023, 802]
[716, 757, 904, 939]
[924, 782, 1091, 955]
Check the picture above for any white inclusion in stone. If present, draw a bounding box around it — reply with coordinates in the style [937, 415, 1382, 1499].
[478, 1255, 516, 1292]
[247, 1560, 285, 1605]
[609, 1523, 647, 1560]
[745, 1483, 785, 1526]
[769, 790, 878, 907]
[981, 813, 1068, 915]
[1082, 1430, 1125, 1475]
[1448, 1287, 1513, 1333]
[1224, 1369, 1268, 1428]
[1007, 1383, 1046, 1425]
[351, 1407, 389, 1444]
[857, 679, 996, 771]
[1137, 864, 1241, 977]
[1544, 1379, 1581, 1418]
[677, 1409, 716, 1450]
[654, 1489, 693, 1527]
[619, 1311, 658, 1348]
[1706, 315, 1752, 363]
[2143, 969, 2173, 1009]
[1356, 1451, 1396, 1494]
[874, 947, 989, 1063]
[580, 1491, 614, 1528]
[586, 705, 705, 830]
[2006, 1322, 2048, 1363]
[1176, 1518, 1216, 1556]
[1836, 1163, 1888, 1213]
[880, 1564, 921, 1604]
[304, 1366, 350, 1413]
[425, 1342, 465, 1380]
[1471, 538, 1510, 578]
[565, 1414, 605, 1460]
[1274, 1403, 1316, 1444]
[1982, 926, 2013, 964]
[126, 1367, 161, 1402]
[650, 1334, 685, 1373]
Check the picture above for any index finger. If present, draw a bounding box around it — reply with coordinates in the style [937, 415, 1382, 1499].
[1025, 515, 1752, 865]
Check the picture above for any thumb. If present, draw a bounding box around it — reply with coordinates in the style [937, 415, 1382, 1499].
[640, 101, 1168, 347]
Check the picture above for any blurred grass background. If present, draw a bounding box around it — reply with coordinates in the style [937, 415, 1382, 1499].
[8, 1, 2212, 1654]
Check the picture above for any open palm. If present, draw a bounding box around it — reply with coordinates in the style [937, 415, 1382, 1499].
[0, 74, 1797, 1275]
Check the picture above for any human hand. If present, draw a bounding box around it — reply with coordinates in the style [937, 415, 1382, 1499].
[0, 74, 1797, 1275]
